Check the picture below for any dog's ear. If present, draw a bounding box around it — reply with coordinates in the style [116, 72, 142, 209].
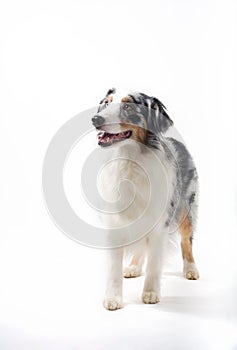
[151, 97, 173, 133]
[98, 88, 116, 112]
[99, 88, 116, 104]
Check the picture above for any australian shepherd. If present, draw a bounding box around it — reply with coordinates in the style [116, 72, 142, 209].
[92, 88, 199, 310]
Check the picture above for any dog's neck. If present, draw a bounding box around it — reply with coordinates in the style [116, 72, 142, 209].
[108, 140, 144, 160]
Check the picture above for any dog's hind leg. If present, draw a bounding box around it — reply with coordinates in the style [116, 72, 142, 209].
[123, 240, 145, 278]
[179, 214, 199, 280]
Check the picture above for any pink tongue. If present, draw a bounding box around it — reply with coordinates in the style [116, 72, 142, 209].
[99, 131, 129, 143]
[102, 133, 118, 142]
[110, 133, 124, 141]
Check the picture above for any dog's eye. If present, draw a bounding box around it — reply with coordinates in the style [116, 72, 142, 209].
[123, 103, 130, 110]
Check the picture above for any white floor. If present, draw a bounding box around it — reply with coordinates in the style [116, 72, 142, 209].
[0, 224, 236, 350]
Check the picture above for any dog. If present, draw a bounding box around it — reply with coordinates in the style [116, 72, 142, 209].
[92, 88, 199, 310]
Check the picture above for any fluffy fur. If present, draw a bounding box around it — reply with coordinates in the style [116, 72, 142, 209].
[92, 88, 199, 310]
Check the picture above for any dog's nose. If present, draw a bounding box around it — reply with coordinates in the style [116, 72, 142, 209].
[92, 115, 105, 127]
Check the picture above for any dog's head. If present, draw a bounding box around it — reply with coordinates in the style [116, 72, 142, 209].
[92, 88, 173, 147]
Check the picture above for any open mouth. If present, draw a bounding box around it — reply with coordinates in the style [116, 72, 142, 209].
[97, 130, 132, 147]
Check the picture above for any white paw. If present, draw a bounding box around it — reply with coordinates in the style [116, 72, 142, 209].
[183, 261, 199, 280]
[103, 296, 123, 311]
[184, 270, 199, 280]
[142, 291, 160, 304]
[123, 265, 142, 278]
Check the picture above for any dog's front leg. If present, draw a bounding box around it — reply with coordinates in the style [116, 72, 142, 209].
[103, 248, 123, 311]
[142, 228, 168, 304]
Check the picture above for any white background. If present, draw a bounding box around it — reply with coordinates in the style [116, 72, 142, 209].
[0, 0, 237, 349]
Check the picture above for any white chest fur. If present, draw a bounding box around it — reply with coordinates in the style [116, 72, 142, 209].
[97, 140, 173, 231]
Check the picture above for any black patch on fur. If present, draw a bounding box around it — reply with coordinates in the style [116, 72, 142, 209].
[128, 94, 139, 103]
[189, 192, 196, 205]
[127, 114, 141, 124]
[106, 88, 116, 96]
[152, 97, 173, 133]
[127, 92, 173, 134]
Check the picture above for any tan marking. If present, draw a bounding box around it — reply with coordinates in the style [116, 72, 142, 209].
[121, 96, 133, 103]
[107, 95, 113, 103]
[179, 214, 195, 263]
[120, 123, 147, 145]
[130, 255, 140, 266]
